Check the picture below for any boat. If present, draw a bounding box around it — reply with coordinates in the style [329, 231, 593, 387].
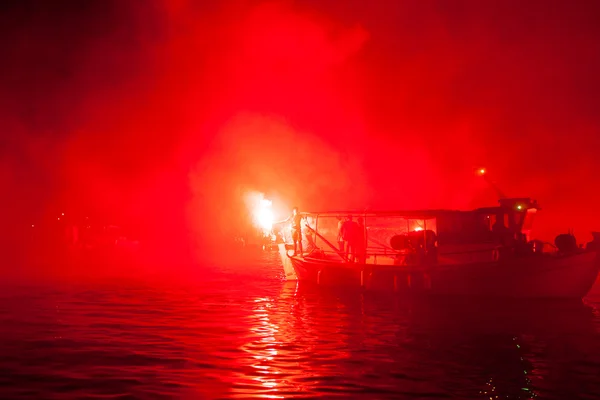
[277, 198, 600, 299]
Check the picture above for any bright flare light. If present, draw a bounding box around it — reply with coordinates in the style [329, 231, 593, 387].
[478, 168, 486, 176]
[244, 191, 276, 236]
[256, 199, 274, 232]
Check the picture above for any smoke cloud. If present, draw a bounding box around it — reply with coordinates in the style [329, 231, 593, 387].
[1, 0, 599, 272]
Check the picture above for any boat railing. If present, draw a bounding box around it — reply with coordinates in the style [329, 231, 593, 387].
[308, 243, 516, 266]
[307, 246, 433, 265]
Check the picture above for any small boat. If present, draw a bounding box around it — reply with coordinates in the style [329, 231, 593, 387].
[277, 198, 600, 299]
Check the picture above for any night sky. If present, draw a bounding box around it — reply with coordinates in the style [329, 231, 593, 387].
[1, 0, 599, 261]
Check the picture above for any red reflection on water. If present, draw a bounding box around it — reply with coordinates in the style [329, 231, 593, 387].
[2, 276, 599, 398]
[244, 297, 284, 397]
[230, 281, 356, 398]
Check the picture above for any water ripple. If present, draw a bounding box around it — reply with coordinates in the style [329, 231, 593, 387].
[1, 253, 599, 399]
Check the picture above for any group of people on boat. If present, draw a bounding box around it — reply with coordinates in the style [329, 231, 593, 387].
[274, 208, 366, 262]
[337, 215, 366, 263]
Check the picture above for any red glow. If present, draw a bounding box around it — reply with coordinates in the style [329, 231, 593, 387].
[2, 1, 600, 274]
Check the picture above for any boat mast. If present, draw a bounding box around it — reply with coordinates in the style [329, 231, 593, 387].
[478, 168, 507, 199]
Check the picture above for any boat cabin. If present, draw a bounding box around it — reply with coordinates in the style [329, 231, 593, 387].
[295, 198, 539, 266]
[437, 198, 539, 245]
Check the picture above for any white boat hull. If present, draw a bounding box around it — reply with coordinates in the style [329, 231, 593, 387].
[281, 246, 600, 299]
[426, 251, 599, 298]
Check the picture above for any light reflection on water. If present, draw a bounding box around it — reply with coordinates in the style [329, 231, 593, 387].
[0, 252, 599, 399]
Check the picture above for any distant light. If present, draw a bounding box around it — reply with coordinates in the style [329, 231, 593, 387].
[57, 217, 60, 221]
[477, 168, 486, 176]
[61, 212, 64, 216]
[517, 205, 523, 210]
[414, 227, 423, 232]
[31, 224, 34, 228]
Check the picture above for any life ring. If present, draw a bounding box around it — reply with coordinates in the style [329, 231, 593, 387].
[492, 248, 500, 261]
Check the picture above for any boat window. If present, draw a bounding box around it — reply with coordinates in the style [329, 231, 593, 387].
[488, 213, 510, 229]
[511, 211, 525, 229]
[307, 215, 339, 245]
[486, 214, 494, 230]
[521, 209, 536, 232]
[486, 214, 502, 230]
[366, 217, 437, 257]
[437, 212, 496, 245]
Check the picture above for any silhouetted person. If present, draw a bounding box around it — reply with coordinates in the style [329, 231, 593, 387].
[355, 217, 366, 263]
[492, 213, 514, 246]
[341, 215, 359, 262]
[276, 207, 303, 256]
[492, 214, 508, 234]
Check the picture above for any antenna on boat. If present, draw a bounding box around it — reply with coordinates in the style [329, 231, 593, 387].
[477, 168, 507, 199]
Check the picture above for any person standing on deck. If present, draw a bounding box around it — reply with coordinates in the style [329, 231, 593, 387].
[341, 215, 359, 262]
[355, 217, 367, 264]
[275, 207, 304, 256]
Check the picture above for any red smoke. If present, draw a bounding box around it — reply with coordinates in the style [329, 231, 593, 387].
[2, 0, 599, 271]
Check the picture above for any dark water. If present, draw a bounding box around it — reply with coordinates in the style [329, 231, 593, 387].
[1, 251, 600, 399]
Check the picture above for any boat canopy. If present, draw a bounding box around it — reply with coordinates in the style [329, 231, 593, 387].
[300, 210, 445, 220]
[300, 198, 540, 219]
